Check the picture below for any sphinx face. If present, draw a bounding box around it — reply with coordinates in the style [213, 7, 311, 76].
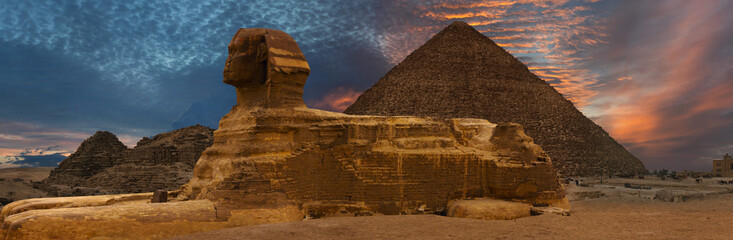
[222, 28, 309, 108]
[223, 35, 268, 88]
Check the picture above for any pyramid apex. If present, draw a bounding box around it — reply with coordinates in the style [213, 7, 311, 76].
[90, 131, 118, 139]
[443, 21, 477, 32]
[448, 21, 471, 27]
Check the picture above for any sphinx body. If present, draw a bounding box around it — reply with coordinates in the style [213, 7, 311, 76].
[0, 28, 568, 240]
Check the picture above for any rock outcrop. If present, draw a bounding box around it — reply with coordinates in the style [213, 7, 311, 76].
[40, 125, 214, 196]
[345, 21, 647, 176]
[1, 28, 568, 240]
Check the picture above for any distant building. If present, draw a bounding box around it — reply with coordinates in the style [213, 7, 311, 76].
[712, 153, 733, 176]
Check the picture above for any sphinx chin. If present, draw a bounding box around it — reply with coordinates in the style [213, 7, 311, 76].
[0, 27, 568, 240]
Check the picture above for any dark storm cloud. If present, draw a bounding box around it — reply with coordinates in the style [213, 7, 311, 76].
[0, 0, 391, 145]
[0, 40, 176, 134]
[1, 153, 66, 168]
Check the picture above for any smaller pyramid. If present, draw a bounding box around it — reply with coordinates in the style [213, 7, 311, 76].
[41, 125, 214, 196]
[346, 21, 646, 176]
[51, 131, 127, 179]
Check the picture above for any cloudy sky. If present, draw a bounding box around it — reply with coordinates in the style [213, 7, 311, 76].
[0, 0, 730, 171]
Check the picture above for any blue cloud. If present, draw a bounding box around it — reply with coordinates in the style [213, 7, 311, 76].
[2, 153, 66, 168]
[0, 0, 390, 136]
[0, 146, 69, 168]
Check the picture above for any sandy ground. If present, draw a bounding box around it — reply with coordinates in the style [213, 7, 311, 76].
[1, 168, 730, 239]
[0, 167, 53, 182]
[172, 180, 733, 240]
[0, 167, 52, 203]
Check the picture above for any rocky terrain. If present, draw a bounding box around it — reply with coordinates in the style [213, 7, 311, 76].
[0, 27, 568, 240]
[345, 21, 647, 176]
[39, 125, 214, 196]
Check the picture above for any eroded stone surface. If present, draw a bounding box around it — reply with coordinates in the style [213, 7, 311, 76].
[1, 192, 157, 223]
[181, 107, 568, 216]
[0, 27, 568, 240]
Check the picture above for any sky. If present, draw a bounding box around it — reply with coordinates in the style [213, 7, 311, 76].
[0, 0, 731, 171]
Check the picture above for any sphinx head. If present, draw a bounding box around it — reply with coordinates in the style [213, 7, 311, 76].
[224, 28, 310, 108]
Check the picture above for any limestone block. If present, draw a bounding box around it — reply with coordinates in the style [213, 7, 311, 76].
[447, 198, 532, 220]
[152, 190, 168, 203]
[530, 206, 571, 216]
[1, 198, 303, 240]
[1, 192, 155, 222]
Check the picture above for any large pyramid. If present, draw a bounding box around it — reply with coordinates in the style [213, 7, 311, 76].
[345, 21, 646, 176]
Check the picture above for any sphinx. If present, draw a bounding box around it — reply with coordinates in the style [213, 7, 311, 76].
[0, 28, 569, 240]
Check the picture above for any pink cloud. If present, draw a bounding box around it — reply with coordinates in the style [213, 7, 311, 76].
[587, 0, 733, 170]
[0, 119, 141, 160]
[309, 87, 363, 112]
[372, 0, 733, 171]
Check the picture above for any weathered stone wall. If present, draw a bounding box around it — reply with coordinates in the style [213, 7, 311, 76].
[182, 107, 567, 216]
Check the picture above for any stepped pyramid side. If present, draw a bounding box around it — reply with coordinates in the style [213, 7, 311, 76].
[44, 131, 127, 183]
[40, 125, 214, 196]
[345, 21, 646, 176]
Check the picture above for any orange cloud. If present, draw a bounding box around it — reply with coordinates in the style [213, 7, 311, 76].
[585, 0, 733, 170]
[378, 0, 607, 109]
[466, 19, 502, 26]
[374, 0, 730, 170]
[424, 8, 509, 20]
[496, 42, 534, 48]
[0, 148, 25, 157]
[310, 87, 363, 112]
[430, 1, 516, 9]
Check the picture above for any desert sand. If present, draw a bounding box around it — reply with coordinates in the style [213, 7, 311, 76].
[173, 179, 733, 240]
[0, 167, 52, 204]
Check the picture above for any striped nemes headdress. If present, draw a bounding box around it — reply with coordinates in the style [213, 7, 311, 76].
[224, 28, 311, 108]
[225, 28, 310, 87]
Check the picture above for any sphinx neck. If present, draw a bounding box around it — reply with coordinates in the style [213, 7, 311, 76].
[235, 84, 306, 109]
